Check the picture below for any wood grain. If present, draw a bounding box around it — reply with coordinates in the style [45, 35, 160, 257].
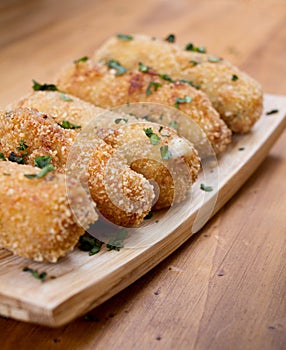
[0, 0, 286, 349]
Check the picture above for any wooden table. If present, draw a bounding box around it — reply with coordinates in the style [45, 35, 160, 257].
[0, 0, 285, 349]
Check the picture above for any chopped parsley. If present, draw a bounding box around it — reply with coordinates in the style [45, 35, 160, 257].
[8, 152, 25, 164]
[23, 267, 47, 282]
[78, 236, 103, 256]
[59, 93, 73, 101]
[116, 34, 133, 41]
[32, 80, 58, 91]
[165, 34, 175, 43]
[189, 60, 199, 66]
[160, 145, 172, 160]
[107, 229, 127, 251]
[238, 147, 245, 151]
[24, 164, 55, 179]
[178, 79, 199, 88]
[58, 120, 81, 129]
[146, 81, 162, 96]
[73, 56, 89, 64]
[0, 153, 6, 161]
[169, 120, 178, 130]
[138, 62, 150, 72]
[106, 60, 127, 76]
[174, 95, 193, 108]
[158, 126, 163, 133]
[208, 56, 222, 63]
[158, 74, 174, 82]
[17, 140, 28, 151]
[266, 109, 279, 115]
[34, 155, 52, 169]
[185, 43, 207, 53]
[200, 184, 213, 192]
[232, 74, 239, 81]
[143, 128, 161, 145]
[144, 211, 153, 220]
[114, 118, 128, 124]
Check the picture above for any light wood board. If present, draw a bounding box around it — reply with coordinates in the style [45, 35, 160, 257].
[0, 93, 285, 327]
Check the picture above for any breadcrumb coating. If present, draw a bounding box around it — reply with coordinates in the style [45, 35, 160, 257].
[56, 60, 231, 155]
[99, 121, 201, 210]
[0, 108, 154, 227]
[94, 34, 263, 133]
[0, 161, 97, 262]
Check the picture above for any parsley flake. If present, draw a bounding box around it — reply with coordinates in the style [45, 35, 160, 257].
[208, 56, 222, 63]
[189, 60, 199, 66]
[165, 34, 176, 43]
[200, 184, 213, 192]
[8, 152, 25, 164]
[143, 128, 161, 145]
[185, 43, 207, 53]
[23, 267, 47, 282]
[35, 155, 52, 169]
[32, 80, 58, 91]
[107, 229, 127, 251]
[74, 56, 89, 64]
[58, 120, 81, 129]
[116, 34, 133, 41]
[178, 79, 199, 88]
[17, 140, 28, 151]
[24, 164, 55, 179]
[158, 74, 174, 82]
[232, 74, 239, 81]
[115, 118, 128, 124]
[144, 211, 153, 220]
[0, 153, 6, 161]
[78, 236, 103, 256]
[106, 60, 127, 76]
[238, 147, 245, 151]
[174, 96, 193, 108]
[146, 81, 162, 96]
[160, 145, 172, 160]
[169, 120, 178, 129]
[266, 109, 279, 115]
[59, 93, 73, 101]
[138, 62, 150, 72]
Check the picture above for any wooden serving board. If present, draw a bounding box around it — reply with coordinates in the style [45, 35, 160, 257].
[0, 94, 285, 327]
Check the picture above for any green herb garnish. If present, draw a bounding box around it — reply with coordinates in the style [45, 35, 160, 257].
[78, 236, 103, 256]
[266, 109, 279, 115]
[160, 145, 172, 160]
[146, 81, 162, 96]
[158, 126, 163, 133]
[189, 60, 199, 66]
[59, 93, 73, 101]
[143, 128, 161, 145]
[23, 267, 47, 282]
[238, 147, 245, 151]
[178, 79, 199, 88]
[165, 34, 175, 43]
[232, 74, 239, 81]
[107, 229, 127, 251]
[144, 211, 153, 220]
[185, 43, 207, 53]
[138, 62, 150, 72]
[106, 60, 127, 76]
[0, 153, 6, 161]
[169, 120, 178, 130]
[115, 118, 128, 124]
[57, 120, 81, 129]
[200, 184, 213, 192]
[17, 140, 28, 151]
[174, 95, 193, 108]
[24, 164, 55, 179]
[158, 74, 174, 82]
[8, 152, 25, 164]
[32, 80, 58, 91]
[208, 56, 222, 63]
[73, 56, 89, 64]
[34, 155, 52, 169]
[116, 34, 133, 41]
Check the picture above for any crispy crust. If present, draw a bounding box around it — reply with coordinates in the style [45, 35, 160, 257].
[94, 34, 263, 133]
[0, 107, 154, 227]
[0, 161, 97, 262]
[56, 60, 231, 155]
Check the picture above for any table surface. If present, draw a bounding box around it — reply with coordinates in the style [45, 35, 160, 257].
[0, 0, 285, 349]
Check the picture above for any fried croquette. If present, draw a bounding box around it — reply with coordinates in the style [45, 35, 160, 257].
[56, 60, 231, 155]
[0, 108, 155, 227]
[0, 161, 97, 262]
[94, 34, 263, 133]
